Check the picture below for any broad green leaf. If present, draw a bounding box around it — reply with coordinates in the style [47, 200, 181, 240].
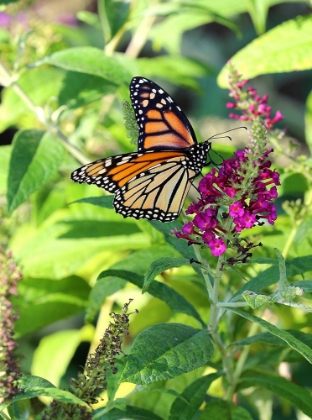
[90, 269, 205, 327]
[239, 374, 312, 418]
[7, 130, 64, 214]
[169, 372, 222, 420]
[198, 400, 253, 420]
[73, 195, 114, 209]
[120, 323, 213, 384]
[37, 47, 131, 85]
[143, 257, 190, 292]
[58, 71, 118, 109]
[232, 255, 312, 300]
[93, 405, 164, 420]
[0, 375, 88, 410]
[14, 276, 90, 336]
[148, 0, 244, 54]
[32, 329, 86, 387]
[226, 308, 312, 364]
[218, 15, 312, 86]
[12, 219, 147, 279]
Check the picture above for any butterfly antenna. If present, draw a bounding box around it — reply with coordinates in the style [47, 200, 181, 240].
[207, 126, 247, 142]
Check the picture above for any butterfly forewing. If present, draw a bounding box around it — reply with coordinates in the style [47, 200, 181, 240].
[130, 77, 197, 152]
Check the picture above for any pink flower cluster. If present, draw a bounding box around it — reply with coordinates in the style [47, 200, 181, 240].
[173, 147, 280, 258]
[226, 76, 284, 130]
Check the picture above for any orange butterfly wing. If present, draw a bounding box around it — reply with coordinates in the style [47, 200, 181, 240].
[130, 77, 197, 152]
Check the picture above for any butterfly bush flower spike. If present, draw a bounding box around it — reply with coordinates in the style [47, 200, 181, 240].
[226, 62, 284, 130]
[174, 68, 282, 264]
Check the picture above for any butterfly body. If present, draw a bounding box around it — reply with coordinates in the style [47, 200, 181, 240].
[71, 77, 211, 222]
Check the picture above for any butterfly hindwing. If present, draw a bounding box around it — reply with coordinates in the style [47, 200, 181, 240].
[130, 77, 197, 152]
[71, 150, 198, 221]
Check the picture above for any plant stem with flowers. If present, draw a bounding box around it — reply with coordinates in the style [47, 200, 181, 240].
[173, 64, 284, 397]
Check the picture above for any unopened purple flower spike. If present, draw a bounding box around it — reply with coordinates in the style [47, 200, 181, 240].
[226, 63, 284, 130]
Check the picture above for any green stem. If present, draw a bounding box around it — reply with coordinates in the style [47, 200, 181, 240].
[0, 61, 89, 165]
[225, 315, 260, 400]
[192, 244, 213, 297]
[217, 302, 248, 308]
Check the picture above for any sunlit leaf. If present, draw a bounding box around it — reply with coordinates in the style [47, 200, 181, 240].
[7, 130, 64, 214]
[218, 15, 312, 86]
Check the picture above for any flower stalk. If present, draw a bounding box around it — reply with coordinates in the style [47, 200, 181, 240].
[173, 64, 283, 399]
[0, 247, 22, 404]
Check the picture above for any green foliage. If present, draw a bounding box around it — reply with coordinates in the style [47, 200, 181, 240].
[0, 0, 312, 419]
[218, 15, 312, 86]
[120, 324, 214, 384]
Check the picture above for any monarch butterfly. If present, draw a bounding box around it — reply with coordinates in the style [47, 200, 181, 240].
[71, 77, 211, 222]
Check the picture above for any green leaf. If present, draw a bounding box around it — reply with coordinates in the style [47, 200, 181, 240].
[138, 56, 212, 89]
[293, 215, 312, 246]
[232, 255, 312, 300]
[305, 88, 312, 155]
[0, 375, 88, 410]
[7, 130, 64, 214]
[14, 276, 90, 336]
[0, 145, 11, 194]
[93, 405, 164, 420]
[169, 372, 222, 420]
[218, 15, 312, 86]
[120, 323, 213, 384]
[12, 219, 147, 279]
[0, 0, 20, 3]
[37, 47, 131, 85]
[291, 280, 312, 293]
[73, 195, 114, 209]
[32, 329, 85, 387]
[198, 400, 253, 420]
[242, 291, 272, 308]
[89, 269, 205, 327]
[239, 374, 312, 418]
[148, 1, 244, 54]
[86, 276, 126, 323]
[232, 330, 312, 349]
[58, 71, 118, 109]
[226, 308, 312, 364]
[150, 221, 204, 279]
[7, 399, 31, 420]
[98, 0, 130, 44]
[143, 257, 190, 292]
